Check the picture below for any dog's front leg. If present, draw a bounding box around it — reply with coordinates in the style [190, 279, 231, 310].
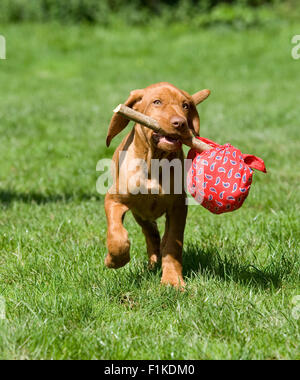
[104, 194, 130, 269]
[161, 199, 187, 289]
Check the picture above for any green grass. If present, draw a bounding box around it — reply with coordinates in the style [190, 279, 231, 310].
[0, 22, 299, 360]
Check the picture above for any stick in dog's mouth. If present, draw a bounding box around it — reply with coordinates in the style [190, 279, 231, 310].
[113, 104, 212, 153]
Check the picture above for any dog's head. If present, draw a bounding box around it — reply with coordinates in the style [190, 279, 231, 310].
[106, 82, 210, 152]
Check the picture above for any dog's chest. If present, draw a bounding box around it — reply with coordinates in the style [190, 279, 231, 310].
[118, 148, 162, 195]
[117, 147, 184, 196]
[115, 145, 185, 220]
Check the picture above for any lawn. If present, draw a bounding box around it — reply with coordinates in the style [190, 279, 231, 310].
[0, 22, 299, 360]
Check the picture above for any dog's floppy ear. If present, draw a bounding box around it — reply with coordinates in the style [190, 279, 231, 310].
[188, 103, 200, 136]
[106, 89, 144, 147]
[188, 89, 210, 136]
[192, 89, 210, 106]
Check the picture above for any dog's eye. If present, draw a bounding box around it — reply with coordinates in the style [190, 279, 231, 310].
[183, 103, 189, 110]
[153, 99, 162, 105]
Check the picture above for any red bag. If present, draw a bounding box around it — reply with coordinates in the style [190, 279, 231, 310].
[187, 137, 267, 214]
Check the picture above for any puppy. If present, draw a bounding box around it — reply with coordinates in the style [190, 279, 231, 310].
[105, 82, 210, 288]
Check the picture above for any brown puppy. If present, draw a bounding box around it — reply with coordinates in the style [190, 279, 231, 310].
[105, 82, 210, 289]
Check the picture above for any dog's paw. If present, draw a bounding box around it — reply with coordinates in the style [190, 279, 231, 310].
[104, 252, 130, 269]
[148, 254, 160, 270]
[161, 273, 186, 291]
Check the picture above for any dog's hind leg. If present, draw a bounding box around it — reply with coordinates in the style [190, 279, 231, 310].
[133, 214, 161, 269]
[104, 194, 130, 269]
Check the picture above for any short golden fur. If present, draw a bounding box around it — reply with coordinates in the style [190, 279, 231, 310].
[105, 82, 210, 288]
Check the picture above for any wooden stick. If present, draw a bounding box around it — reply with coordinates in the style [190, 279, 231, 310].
[113, 104, 212, 153]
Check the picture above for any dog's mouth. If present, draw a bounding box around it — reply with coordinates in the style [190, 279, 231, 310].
[152, 133, 182, 152]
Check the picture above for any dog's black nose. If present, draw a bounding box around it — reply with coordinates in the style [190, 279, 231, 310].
[171, 116, 187, 129]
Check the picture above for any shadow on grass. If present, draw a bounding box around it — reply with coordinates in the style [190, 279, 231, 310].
[182, 243, 288, 290]
[107, 243, 290, 294]
[0, 190, 103, 205]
